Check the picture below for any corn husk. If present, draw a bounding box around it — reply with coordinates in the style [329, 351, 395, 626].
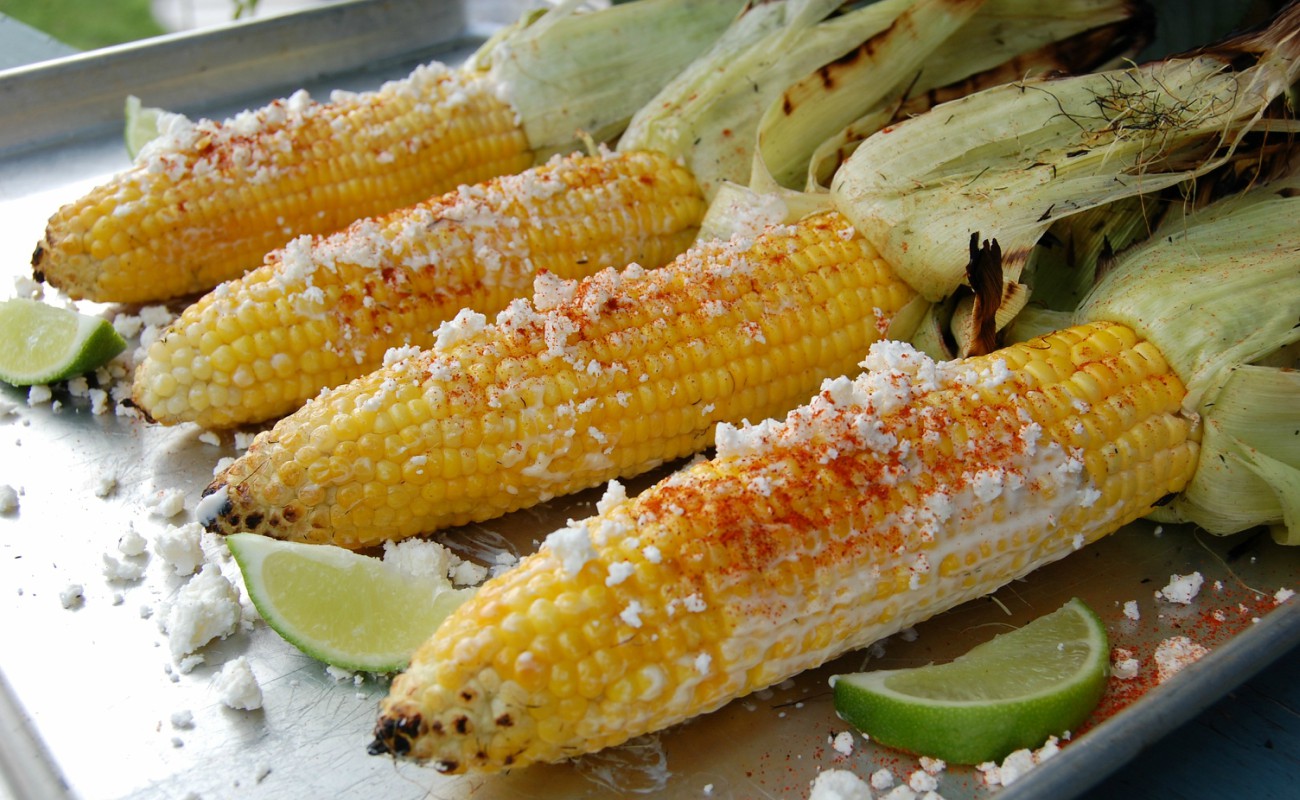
[473, 0, 746, 158]
[830, 1, 1300, 301]
[698, 0, 1154, 240]
[1071, 170, 1300, 541]
[619, 0, 978, 199]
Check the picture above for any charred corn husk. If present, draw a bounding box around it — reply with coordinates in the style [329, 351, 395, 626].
[368, 320, 1199, 772]
[831, 0, 1300, 302]
[199, 211, 925, 547]
[134, 0, 1149, 428]
[132, 149, 706, 428]
[30, 0, 744, 303]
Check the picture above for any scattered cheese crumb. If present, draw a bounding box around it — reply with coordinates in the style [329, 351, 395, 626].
[1112, 647, 1140, 680]
[1155, 572, 1204, 605]
[1275, 588, 1295, 605]
[147, 488, 187, 519]
[155, 522, 207, 576]
[545, 524, 597, 576]
[163, 564, 241, 661]
[808, 769, 873, 800]
[918, 756, 945, 775]
[0, 484, 18, 513]
[59, 584, 84, 609]
[1122, 600, 1140, 621]
[908, 769, 939, 793]
[870, 768, 895, 790]
[215, 656, 264, 710]
[170, 710, 195, 729]
[1153, 636, 1209, 683]
[830, 730, 855, 756]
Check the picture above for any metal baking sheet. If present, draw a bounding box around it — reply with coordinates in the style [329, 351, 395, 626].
[2, 2, 1298, 799]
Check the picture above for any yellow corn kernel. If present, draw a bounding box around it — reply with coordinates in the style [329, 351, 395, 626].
[370, 321, 1200, 773]
[202, 211, 920, 547]
[34, 63, 533, 303]
[133, 149, 706, 428]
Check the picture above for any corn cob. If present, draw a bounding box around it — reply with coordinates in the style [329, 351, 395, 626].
[199, 211, 924, 547]
[132, 148, 707, 428]
[135, 0, 1147, 429]
[30, 0, 744, 303]
[368, 320, 1200, 772]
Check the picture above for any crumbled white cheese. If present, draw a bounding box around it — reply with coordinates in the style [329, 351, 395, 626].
[605, 561, 635, 586]
[1122, 600, 1140, 621]
[808, 769, 873, 800]
[163, 564, 241, 661]
[155, 522, 207, 576]
[59, 584, 84, 609]
[979, 736, 1061, 787]
[1155, 572, 1204, 605]
[1112, 647, 1140, 680]
[907, 769, 938, 793]
[545, 524, 598, 576]
[170, 710, 195, 729]
[870, 768, 895, 790]
[215, 656, 264, 710]
[620, 601, 644, 628]
[918, 757, 945, 775]
[26, 385, 52, 406]
[433, 308, 487, 352]
[147, 488, 187, 519]
[102, 550, 147, 582]
[0, 484, 18, 513]
[1153, 636, 1208, 683]
[1275, 587, 1295, 605]
[830, 730, 855, 756]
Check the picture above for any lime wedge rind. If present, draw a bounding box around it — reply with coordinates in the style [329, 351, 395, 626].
[832, 598, 1109, 765]
[0, 299, 127, 387]
[227, 532, 474, 673]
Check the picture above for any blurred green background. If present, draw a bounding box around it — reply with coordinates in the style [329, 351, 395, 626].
[0, 0, 260, 50]
[1, 0, 165, 49]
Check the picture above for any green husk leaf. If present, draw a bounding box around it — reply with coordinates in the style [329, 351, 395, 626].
[788, 0, 1154, 192]
[1075, 174, 1300, 408]
[619, 0, 930, 198]
[475, 0, 745, 157]
[1148, 366, 1300, 543]
[831, 2, 1300, 301]
[701, 0, 1154, 242]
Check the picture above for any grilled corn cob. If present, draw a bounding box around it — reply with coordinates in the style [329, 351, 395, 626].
[134, 0, 1147, 428]
[133, 148, 707, 428]
[368, 321, 1200, 772]
[30, 0, 744, 303]
[199, 211, 925, 547]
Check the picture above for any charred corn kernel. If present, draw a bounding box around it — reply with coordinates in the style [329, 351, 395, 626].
[201, 211, 920, 547]
[132, 149, 706, 428]
[35, 64, 534, 303]
[369, 321, 1200, 772]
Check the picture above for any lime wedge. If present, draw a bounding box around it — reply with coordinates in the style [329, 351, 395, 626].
[0, 299, 127, 387]
[227, 533, 475, 672]
[124, 95, 164, 159]
[832, 597, 1109, 765]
